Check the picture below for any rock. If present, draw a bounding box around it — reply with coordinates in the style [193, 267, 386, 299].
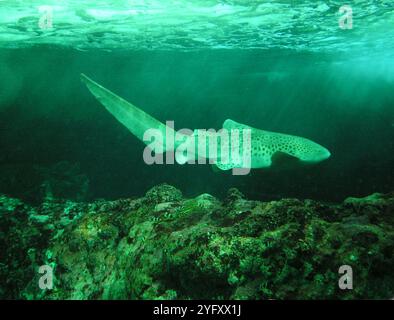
[1, 187, 394, 300]
[194, 193, 219, 210]
[344, 193, 391, 207]
[29, 214, 50, 224]
[145, 184, 183, 204]
[154, 202, 176, 213]
[225, 187, 245, 203]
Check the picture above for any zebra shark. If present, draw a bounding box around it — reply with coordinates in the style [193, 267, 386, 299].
[81, 74, 330, 175]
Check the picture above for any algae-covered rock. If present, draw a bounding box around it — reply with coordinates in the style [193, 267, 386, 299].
[0, 187, 393, 300]
[145, 183, 183, 204]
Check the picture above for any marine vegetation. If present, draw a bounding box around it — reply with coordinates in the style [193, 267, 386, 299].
[1, 184, 393, 300]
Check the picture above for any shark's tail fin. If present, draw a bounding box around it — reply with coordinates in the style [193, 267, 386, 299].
[81, 73, 177, 152]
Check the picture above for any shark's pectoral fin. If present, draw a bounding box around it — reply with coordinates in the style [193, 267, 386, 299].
[270, 151, 301, 170]
[213, 162, 235, 171]
[271, 151, 299, 164]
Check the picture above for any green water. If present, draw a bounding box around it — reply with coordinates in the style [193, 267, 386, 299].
[1, 47, 393, 203]
[1, 1, 393, 203]
[0, 0, 394, 302]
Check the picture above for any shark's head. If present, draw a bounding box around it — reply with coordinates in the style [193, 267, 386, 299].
[291, 137, 331, 163]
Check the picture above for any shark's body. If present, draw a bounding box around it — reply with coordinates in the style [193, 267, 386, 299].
[81, 74, 330, 171]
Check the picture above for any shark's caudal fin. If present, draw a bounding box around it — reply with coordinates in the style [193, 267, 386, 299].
[81, 73, 178, 152]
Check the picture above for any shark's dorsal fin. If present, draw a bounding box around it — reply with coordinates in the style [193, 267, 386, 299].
[212, 118, 255, 171]
[217, 118, 272, 170]
[223, 119, 251, 131]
